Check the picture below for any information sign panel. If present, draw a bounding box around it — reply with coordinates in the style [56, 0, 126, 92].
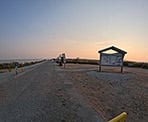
[101, 53, 123, 66]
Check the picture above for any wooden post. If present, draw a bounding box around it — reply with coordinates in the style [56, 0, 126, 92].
[121, 65, 123, 73]
[121, 55, 124, 73]
[99, 53, 102, 72]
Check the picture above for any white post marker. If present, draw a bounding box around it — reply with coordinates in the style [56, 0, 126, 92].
[15, 65, 18, 75]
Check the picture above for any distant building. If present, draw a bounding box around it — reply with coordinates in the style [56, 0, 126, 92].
[98, 46, 127, 73]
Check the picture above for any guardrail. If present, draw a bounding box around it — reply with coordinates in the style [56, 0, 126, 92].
[108, 112, 127, 122]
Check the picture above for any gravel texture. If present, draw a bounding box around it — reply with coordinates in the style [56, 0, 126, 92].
[0, 61, 105, 122]
[63, 64, 148, 122]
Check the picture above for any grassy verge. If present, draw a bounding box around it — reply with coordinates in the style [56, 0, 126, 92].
[0, 69, 10, 73]
[0, 60, 45, 73]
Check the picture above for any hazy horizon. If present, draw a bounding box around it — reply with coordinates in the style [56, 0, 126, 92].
[0, 0, 148, 62]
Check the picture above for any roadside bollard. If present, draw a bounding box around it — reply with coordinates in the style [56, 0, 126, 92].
[15, 66, 18, 75]
[108, 112, 127, 122]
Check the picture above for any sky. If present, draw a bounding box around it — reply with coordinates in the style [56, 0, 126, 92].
[0, 0, 148, 62]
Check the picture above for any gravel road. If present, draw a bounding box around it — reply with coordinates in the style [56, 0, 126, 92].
[0, 61, 105, 122]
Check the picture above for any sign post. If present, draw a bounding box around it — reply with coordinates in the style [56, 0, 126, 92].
[98, 46, 127, 73]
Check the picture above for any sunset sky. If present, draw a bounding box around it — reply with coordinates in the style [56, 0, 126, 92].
[0, 0, 148, 62]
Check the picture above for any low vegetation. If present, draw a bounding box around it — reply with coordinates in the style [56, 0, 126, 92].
[123, 61, 148, 69]
[66, 58, 99, 65]
[65, 58, 148, 69]
[0, 60, 45, 73]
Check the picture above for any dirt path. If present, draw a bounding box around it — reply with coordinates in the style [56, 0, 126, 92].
[0, 61, 105, 122]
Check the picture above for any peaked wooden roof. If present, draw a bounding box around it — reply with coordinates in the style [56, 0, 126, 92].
[98, 46, 127, 54]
